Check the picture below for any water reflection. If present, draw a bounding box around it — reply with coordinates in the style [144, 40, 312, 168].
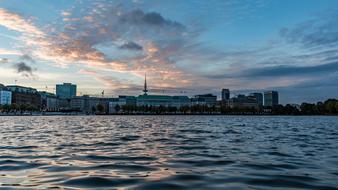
[0, 116, 337, 189]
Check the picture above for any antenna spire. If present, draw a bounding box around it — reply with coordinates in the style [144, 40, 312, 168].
[143, 74, 148, 95]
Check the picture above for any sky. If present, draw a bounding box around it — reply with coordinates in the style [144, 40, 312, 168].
[0, 0, 338, 104]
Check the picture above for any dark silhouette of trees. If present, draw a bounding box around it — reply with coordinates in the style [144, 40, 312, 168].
[114, 104, 121, 113]
[96, 104, 105, 113]
[1, 98, 337, 115]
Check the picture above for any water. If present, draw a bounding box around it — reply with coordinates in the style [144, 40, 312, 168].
[0, 116, 337, 190]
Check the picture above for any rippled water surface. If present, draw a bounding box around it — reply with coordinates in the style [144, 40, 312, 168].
[0, 116, 338, 189]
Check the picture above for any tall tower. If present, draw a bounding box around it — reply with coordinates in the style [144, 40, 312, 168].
[221, 89, 230, 101]
[264, 91, 279, 107]
[143, 74, 148, 95]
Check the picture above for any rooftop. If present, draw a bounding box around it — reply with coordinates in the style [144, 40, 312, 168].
[137, 95, 172, 100]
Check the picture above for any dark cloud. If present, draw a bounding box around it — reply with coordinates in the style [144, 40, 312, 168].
[119, 9, 184, 29]
[0, 58, 8, 64]
[111, 83, 194, 95]
[273, 73, 338, 104]
[208, 61, 338, 79]
[19, 54, 35, 63]
[119, 41, 143, 51]
[241, 61, 338, 77]
[280, 10, 338, 48]
[43, 3, 188, 69]
[9, 1, 336, 103]
[13, 62, 35, 78]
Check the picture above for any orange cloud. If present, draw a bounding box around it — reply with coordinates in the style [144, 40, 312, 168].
[0, 48, 21, 55]
[0, 6, 212, 93]
[0, 8, 44, 36]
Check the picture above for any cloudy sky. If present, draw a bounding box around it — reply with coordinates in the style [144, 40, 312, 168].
[0, 0, 338, 104]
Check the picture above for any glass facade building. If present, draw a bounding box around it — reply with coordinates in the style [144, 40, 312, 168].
[264, 91, 279, 107]
[221, 89, 230, 101]
[249, 92, 263, 106]
[56, 83, 77, 99]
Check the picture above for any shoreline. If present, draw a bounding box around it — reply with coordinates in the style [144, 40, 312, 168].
[0, 112, 337, 116]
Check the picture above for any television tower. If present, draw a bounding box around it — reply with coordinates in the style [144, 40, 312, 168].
[143, 74, 148, 95]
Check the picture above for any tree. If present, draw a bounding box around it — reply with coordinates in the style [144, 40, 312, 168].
[19, 104, 29, 111]
[324, 99, 337, 114]
[168, 106, 177, 113]
[2, 104, 10, 112]
[10, 104, 19, 111]
[96, 104, 105, 113]
[179, 106, 190, 114]
[300, 103, 317, 115]
[115, 104, 121, 113]
[91, 106, 96, 113]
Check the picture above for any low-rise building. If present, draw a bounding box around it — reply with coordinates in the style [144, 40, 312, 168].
[171, 96, 191, 108]
[108, 96, 137, 114]
[118, 96, 137, 106]
[108, 98, 122, 114]
[249, 92, 263, 107]
[0, 84, 12, 105]
[0, 91, 12, 105]
[136, 95, 191, 108]
[40, 91, 59, 111]
[7, 85, 41, 109]
[229, 94, 259, 110]
[137, 95, 172, 107]
[70, 96, 114, 113]
[70, 96, 85, 111]
[191, 94, 217, 107]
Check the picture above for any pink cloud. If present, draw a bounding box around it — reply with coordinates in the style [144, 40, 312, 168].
[0, 8, 44, 36]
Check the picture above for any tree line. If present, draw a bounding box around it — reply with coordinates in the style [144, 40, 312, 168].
[116, 99, 338, 115]
[1, 99, 337, 115]
[0, 103, 39, 113]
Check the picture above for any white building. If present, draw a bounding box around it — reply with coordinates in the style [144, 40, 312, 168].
[108, 96, 136, 114]
[39, 91, 59, 111]
[136, 95, 191, 108]
[0, 90, 12, 105]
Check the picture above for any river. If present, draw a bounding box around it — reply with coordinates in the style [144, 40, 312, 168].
[0, 116, 337, 189]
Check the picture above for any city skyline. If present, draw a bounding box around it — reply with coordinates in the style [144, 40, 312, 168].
[1, 0, 338, 104]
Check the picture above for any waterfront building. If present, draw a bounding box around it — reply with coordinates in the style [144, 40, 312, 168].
[171, 96, 191, 108]
[249, 92, 263, 106]
[6, 85, 41, 108]
[221, 89, 230, 101]
[71, 95, 99, 113]
[6, 85, 38, 94]
[118, 96, 137, 106]
[108, 96, 136, 113]
[191, 94, 217, 107]
[58, 99, 71, 109]
[108, 96, 137, 113]
[70, 96, 86, 111]
[0, 84, 12, 105]
[39, 91, 59, 111]
[264, 91, 279, 107]
[135, 76, 191, 108]
[83, 96, 100, 113]
[97, 97, 115, 113]
[70, 95, 115, 113]
[136, 95, 191, 108]
[108, 98, 122, 114]
[0, 91, 11, 105]
[137, 95, 172, 107]
[229, 94, 259, 110]
[56, 83, 76, 99]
